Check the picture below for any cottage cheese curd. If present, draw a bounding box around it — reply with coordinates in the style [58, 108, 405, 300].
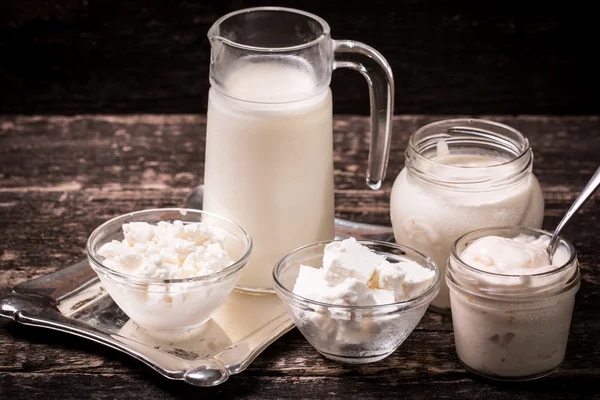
[293, 238, 435, 305]
[282, 238, 438, 362]
[98, 220, 233, 279]
[447, 231, 580, 380]
[94, 219, 240, 330]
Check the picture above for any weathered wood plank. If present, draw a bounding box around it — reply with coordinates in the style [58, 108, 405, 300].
[1, 320, 597, 375]
[0, 115, 599, 398]
[1, 369, 599, 400]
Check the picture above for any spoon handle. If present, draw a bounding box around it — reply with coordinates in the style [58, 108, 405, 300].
[548, 166, 600, 256]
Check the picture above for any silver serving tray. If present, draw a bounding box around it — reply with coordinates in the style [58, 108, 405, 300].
[0, 260, 294, 387]
[0, 186, 393, 387]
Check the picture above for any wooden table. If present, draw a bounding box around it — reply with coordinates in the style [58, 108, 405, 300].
[1, 115, 598, 399]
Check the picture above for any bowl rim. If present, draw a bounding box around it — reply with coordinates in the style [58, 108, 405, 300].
[272, 239, 441, 311]
[86, 208, 253, 284]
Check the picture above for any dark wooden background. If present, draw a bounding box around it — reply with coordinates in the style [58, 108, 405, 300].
[1, 0, 599, 115]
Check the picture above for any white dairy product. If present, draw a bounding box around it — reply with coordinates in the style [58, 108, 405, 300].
[400, 260, 443, 299]
[293, 264, 332, 302]
[371, 289, 396, 305]
[288, 238, 437, 360]
[448, 233, 579, 379]
[436, 138, 450, 158]
[369, 260, 406, 297]
[98, 220, 233, 279]
[292, 238, 436, 305]
[328, 278, 377, 306]
[220, 60, 318, 103]
[294, 265, 378, 306]
[459, 234, 568, 275]
[204, 60, 334, 291]
[94, 220, 239, 330]
[323, 238, 384, 285]
[391, 153, 544, 310]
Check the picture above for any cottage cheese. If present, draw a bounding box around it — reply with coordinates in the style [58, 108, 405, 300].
[292, 238, 435, 305]
[290, 238, 437, 357]
[322, 239, 383, 285]
[94, 220, 239, 330]
[98, 220, 233, 279]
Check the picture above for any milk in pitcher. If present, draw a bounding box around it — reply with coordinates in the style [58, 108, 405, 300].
[203, 60, 335, 290]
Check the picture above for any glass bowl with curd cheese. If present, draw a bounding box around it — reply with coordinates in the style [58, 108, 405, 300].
[447, 226, 580, 380]
[87, 208, 252, 331]
[273, 238, 440, 364]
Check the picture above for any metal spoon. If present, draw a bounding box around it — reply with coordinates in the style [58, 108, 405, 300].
[547, 166, 600, 261]
[184, 185, 395, 241]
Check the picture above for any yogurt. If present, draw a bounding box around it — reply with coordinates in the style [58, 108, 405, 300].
[390, 119, 545, 312]
[460, 234, 561, 275]
[447, 228, 580, 380]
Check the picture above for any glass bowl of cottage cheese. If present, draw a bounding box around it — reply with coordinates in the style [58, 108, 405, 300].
[87, 208, 252, 331]
[446, 226, 580, 381]
[273, 238, 440, 364]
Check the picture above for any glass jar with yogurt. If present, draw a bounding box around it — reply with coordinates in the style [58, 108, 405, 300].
[447, 226, 580, 381]
[390, 119, 544, 312]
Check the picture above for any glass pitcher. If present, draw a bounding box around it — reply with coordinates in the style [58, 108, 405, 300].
[203, 7, 394, 292]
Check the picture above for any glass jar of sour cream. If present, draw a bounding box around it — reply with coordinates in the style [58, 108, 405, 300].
[390, 119, 544, 313]
[446, 227, 580, 381]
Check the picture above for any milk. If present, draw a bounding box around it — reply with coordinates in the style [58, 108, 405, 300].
[390, 154, 544, 310]
[204, 61, 335, 290]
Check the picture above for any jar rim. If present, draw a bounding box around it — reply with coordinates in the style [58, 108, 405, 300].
[450, 226, 577, 279]
[409, 118, 531, 161]
[405, 119, 534, 190]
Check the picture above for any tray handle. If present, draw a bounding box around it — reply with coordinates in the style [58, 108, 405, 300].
[0, 293, 230, 387]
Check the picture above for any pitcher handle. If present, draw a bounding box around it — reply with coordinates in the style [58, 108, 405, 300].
[333, 40, 395, 190]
